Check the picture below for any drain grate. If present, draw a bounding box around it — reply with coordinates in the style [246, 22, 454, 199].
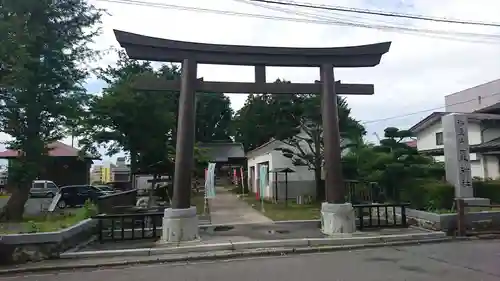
[266, 229, 290, 235]
[213, 225, 234, 232]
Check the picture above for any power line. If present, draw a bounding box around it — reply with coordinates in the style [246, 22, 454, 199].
[361, 91, 500, 125]
[94, 0, 500, 125]
[247, 0, 500, 27]
[96, 0, 500, 44]
[235, 0, 500, 44]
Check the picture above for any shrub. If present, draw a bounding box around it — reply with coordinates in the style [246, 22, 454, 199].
[83, 199, 98, 218]
[423, 180, 455, 211]
[473, 179, 500, 203]
[400, 179, 454, 211]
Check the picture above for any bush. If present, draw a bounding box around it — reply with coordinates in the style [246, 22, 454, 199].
[401, 178, 500, 212]
[473, 179, 500, 203]
[400, 179, 454, 211]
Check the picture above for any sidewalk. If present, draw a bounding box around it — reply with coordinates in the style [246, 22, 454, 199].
[208, 186, 272, 225]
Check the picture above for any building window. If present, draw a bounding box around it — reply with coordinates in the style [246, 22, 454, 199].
[435, 132, 444, 145]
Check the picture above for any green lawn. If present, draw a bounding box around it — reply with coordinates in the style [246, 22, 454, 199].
[191, 193, 207, 215]
[243, 196, 321, 221]
[0, 206, 96, 234]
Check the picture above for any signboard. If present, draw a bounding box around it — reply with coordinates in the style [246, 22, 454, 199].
[443, 113, 473, 198]
[48, 192, 62, 212]
[205, 162, 216, 199]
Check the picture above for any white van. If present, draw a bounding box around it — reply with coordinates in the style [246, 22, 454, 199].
[30, 180, 59, 198]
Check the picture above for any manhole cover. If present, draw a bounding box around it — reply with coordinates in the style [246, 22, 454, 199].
[266, 229, 290, 235]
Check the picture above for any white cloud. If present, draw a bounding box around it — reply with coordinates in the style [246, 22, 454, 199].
[2, 0, 500, 158]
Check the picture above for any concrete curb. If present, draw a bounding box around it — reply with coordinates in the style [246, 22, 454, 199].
[0, 236, 458, 276]
[59, 231, 447, 259]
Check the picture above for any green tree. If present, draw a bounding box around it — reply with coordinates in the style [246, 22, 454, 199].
[342, 127, 444, 202]
[275, 95, 365, 201]
[233, 79, 302, 151]
[80, 53, 234, 177]
[196, 93, 233, 142]
[0, 0, 102, 220]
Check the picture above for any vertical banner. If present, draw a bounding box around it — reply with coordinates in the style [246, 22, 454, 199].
[259, 165, 268, 199]
[240, 167, 245, 195]
[205, 163, 216, 199]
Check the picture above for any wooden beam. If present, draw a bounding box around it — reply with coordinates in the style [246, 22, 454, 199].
[132, 76, 374, 95]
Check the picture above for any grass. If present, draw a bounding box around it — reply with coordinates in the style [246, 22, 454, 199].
[242, 195, 321, 221]
[0, 208, 96, 234]
[0, 201, 97, 234]
[191, 193, 207, 215]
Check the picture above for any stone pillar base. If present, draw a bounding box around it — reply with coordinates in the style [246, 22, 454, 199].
[160, 206, 199, 243]
[462, 197, 491, 212]
[321, 202, 356, 235]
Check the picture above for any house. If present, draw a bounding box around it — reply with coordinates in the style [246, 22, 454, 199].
[111, 157, 130, 182]
[445, 78, 500, 113]
[409, 78, 500, 179]
[0, 141, 96, 187]
[247, 138, 316, 201]
[90, 163, 115, 183]
[246, 128, 351, 200]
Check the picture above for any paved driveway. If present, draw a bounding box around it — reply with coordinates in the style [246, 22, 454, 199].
[0, 197, 53, 216]
[7, 240, 500, 281]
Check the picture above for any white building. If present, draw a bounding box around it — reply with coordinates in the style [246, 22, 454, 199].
[247, 138, 316, 200]
[410, 78, 500, 179]
[246, 130, 350, 200]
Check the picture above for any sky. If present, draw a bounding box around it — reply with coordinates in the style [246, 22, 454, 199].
[1, 0, 500, 166]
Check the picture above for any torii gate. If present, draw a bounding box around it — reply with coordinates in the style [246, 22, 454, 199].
[113, 30, 391, 241]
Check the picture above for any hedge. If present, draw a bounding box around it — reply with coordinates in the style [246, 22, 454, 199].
[400, 179, 500, 211]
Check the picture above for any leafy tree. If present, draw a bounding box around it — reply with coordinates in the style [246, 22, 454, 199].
[196, 93, 233, 142]
[233, 79, 302, 151]
[80, 52, 233, 177]
[275, 95, 365, 201]
[0, 0, 102, 220]
[342, 127, 444, 202]
[78, 50, 172, 174]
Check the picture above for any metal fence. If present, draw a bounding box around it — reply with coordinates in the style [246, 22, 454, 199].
[353, 202, 410, 231]
[94, 211, 164, 243]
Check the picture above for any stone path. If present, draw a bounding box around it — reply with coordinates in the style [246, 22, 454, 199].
[208, 186, 272, 225]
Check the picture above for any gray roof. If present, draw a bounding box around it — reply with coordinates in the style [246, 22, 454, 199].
[409, 112, 500, 134]
[198, 142, 245, 162]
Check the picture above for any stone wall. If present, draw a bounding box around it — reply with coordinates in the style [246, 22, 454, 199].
[371, 206, 500, 233]
[0, 219, 97, 265]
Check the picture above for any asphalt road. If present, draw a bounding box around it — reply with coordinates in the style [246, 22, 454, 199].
[5, 240, 500, 281]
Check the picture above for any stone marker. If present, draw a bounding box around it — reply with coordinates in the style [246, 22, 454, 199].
[442, 113, 490, 207]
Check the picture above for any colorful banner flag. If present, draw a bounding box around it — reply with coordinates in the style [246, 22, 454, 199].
[205, 162, 216, 199]
[259, 164, 268, 199]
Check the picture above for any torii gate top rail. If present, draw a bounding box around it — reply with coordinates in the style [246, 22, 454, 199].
[114, 30, 391, 67]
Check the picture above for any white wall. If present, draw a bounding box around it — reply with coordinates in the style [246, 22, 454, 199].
[445, 79, 500, 113]
[415, 119, 500, 179]
[247, 131, 317, 199]
[484, 155, 500, 179]
[247, 152, 272, 197]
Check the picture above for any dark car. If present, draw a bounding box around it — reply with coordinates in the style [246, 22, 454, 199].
[57, 185, 108, 209]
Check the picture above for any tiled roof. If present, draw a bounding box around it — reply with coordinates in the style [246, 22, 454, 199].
[198, 142, 245, 162]
[420, 137, 500, 156]
[404, 140, 417, 148]
[410, 112, 500, 134]
[0, 141, 94, 159]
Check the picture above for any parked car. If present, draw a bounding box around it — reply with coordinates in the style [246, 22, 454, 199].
[56, 185, 111, 209]
[94, 185, 116, 193]
[29, 180, 59, 198]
